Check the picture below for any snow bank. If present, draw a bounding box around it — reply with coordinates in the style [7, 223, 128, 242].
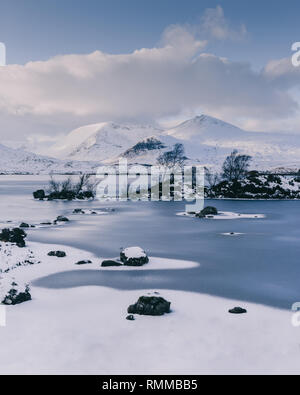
[72, 209, 109, 215]
[0, 286, 298, 374]
[0, 242, 199, 283]
[101, 257, 198, 271]
[221, 232, 245, 236]
[177, 211, 266, 220]
[0, 242, 40, 273]
[1, 241, 297, 375]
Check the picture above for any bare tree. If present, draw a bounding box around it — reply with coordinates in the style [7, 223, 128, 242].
[47, 174, 95, 197]
[74, 174, 91, 194]
[157, 143, 187, 168]
[61, 177, 72, 193]
[222, 150, 252, 182]
[48, 176, 61, 194]
[205, 168, 220, 188]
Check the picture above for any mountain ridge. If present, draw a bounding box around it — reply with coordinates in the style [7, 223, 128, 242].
[2, 115, 300, 173]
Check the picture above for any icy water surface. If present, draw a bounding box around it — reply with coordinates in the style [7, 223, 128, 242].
[1, 175, 300, 309]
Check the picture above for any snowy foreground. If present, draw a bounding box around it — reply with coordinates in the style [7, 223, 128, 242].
[0, 242, 299, 375]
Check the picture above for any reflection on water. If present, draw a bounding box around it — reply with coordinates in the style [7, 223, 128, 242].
[1, 175, 300, 309]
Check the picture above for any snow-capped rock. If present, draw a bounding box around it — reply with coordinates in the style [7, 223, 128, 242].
[120, 247, 149, 266]
[0, 278, 31, 305]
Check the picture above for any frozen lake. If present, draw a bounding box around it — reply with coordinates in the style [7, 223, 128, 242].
[1, 175, 300, 310]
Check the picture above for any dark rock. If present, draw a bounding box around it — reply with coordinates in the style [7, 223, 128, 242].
[76, 191, 94, 200]
[128, 296, 171, 316]
[55, 216, 69, 222]
[40, 222, 52, 225]
[120, 247, 149, 266]
[47, 251, 66, 258]
[229, 307, 247, 314]
[35, 188, 95, 201]
[196, 206, 218, 217]
[101, 259, 122, 267]
[48, 191, 76, 200]
[0, 228, 27, 247]
[126, 314, 135, 321]
[2, 285, 31, 305]
[33, 189, 45, 199]
[73, 208, 84, 214]
[19, 222, 30, 228]
[75, 260, 92, 265]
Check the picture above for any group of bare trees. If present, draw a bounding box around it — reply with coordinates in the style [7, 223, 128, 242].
[48, 147, 250, 199]
[156, 143, 251, 185]
[206, 150, 252, 186]
[48, 174, 95, 197]
[157, 143, 187, 168]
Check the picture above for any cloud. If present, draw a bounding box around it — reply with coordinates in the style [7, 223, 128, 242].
[200, 5, 247, 40]
[263, 57, 300, 89]
[0, 19, 299, 142]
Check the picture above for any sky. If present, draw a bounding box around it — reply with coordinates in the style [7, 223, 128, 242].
[0, 0, 300, 146]
[1, 0, 299, 68]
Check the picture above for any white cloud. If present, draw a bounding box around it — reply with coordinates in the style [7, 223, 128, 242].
[0, 19, 299, 142]
[263, 57, 300, 88]
[200, 5, 247, 40]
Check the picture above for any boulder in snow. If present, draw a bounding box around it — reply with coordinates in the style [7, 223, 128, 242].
[0, 228, 27, 248]
[229, 307, 247, 314]
[55, 216, 69, 223]
[196, 206, 218, 218]
[128, 296, 171, 316]
[120, 247, 149, 266]
[1, 282, 31, 305]
[33, 189, 45, 199]
[47, 251, 66, 258]
[75, 260, 92, 265]
[101, 259, 123, 267]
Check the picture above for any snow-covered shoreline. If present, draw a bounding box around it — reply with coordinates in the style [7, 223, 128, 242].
[0, 241, 199, 276]
[0, 240, 299, 374]
[0, 285, 299, 374]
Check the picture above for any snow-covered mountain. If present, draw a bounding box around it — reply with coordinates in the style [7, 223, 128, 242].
[112, 115, 300, 171]
[0, 144, 99, 175]
[163, 115, 300, 170]
[53, 122, 163, 162]
[3, 115, 300, 173]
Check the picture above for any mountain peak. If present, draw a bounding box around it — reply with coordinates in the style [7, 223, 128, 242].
[53, 121, 164, 161]
[183, 114, 235, 128]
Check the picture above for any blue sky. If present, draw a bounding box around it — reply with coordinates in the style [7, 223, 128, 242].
[0, 0, 299, 68]
[0, 0, 299, 142]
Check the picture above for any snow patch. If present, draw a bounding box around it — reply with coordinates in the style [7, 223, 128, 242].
[177, 211, 266, 219]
